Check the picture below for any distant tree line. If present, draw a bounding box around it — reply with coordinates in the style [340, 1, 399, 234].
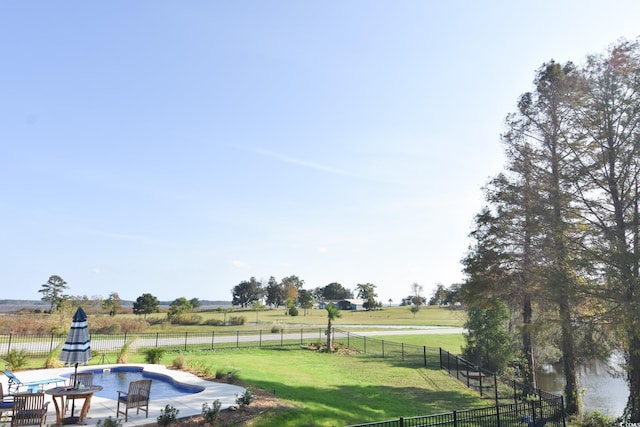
[230, 276, 382, 314]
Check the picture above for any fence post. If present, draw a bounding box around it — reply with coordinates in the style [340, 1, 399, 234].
[399, 416, 404, 427]
[347, 331, 350, 348]
[123, 332, 127, 348]
[156, 332, 159, 348]
[561, 395, 567, 427]
[7, 333, 12, 354]
[479, 366, 484, 397]
[237, 331, 240, 348]
[495, 404, 501, 427]
[184, 332, 188, 351]
[211, 330, 215, 350]
[281, 329, 284, 346]
[466, 360, 470, 388]
[401, 342, 405, 361]
[453, 410, 457, 427]
[364, 337, 367, 354]
[456, 355, 460, 380]
[530, 401, 537, 426]
[50, 333, 54, 353]
[301, 328, 303, 345]
[423, 346, 427, 367]
[260, 330, 262, 347]
[382, 340, 384, 358]
[494, 373, 499, 406]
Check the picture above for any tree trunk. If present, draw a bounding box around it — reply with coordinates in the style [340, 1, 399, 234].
[522, 293, 536, 389]
[326, 319, 333, 352]
[626, 333, 640, 421]
[560, 291, 580, 414]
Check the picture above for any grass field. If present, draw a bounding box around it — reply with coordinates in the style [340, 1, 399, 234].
[180, 347, 487, 426]
[139, 305, 467, 332]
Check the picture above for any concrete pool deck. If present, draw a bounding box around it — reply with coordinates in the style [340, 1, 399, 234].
[1, 364, 246, 426]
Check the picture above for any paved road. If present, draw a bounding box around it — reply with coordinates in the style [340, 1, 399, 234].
[0, 326, 465, 355]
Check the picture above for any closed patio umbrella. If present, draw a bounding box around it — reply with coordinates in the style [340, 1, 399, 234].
[59, 307, 92, 424]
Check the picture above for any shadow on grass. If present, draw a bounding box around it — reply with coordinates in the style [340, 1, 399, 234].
[243, 376, 487, 426]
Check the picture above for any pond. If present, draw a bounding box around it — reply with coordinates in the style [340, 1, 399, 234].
[536, 357, 627, 416]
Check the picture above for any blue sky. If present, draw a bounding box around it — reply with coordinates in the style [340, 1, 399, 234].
[2, 1, 639, 304]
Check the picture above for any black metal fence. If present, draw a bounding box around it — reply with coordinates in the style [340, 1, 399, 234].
[439, 349, 562, 408]
[1, 328, 566, 427]
[333, 329, 442, 368]
[0, 328, 334, 356]
[345, 399, 565, 427]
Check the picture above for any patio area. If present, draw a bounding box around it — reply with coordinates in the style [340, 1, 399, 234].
[1, 364, 246, 426]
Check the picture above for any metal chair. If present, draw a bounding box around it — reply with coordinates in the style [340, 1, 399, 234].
[2, 370, 65, 394]
[10, 393, 49, 427]
[116, 379, 152, 421]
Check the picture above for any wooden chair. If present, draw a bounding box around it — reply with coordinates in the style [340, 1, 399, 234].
[11, 393, 49, 427]
[66, 373, 94, 411]
[0, 383, 14, 421]
[116, 379, 152, 422]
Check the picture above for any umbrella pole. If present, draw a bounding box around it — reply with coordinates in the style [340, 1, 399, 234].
[62, 363, 80, 424]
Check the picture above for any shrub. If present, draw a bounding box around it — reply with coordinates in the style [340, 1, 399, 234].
[96, 416, 123, 427]
[172, 355, 187, 369]
[215, 368, 227, 380]
[570, 411, 616, 427]
[169, 314, 203, 325]
[202, 400, 222, 426]
[271, 324, 282, 333]
[143, 348, 165, 364]
[288, 306, 299, 316]
[45, 344, 63, 368]
[235, 388, 253, 409]
[117, 340, 132, 364]
[189, 360, 215, 377]
[157, 404, 179, 426]
[205, 319, 224, 326]
[228, 316, 246, 326]
[5, 349, 28, 370]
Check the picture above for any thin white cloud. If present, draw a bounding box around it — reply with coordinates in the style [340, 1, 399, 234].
[245, 146, 387, 182]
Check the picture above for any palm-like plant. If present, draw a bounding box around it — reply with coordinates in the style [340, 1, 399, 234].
[325, 303, 341, 351]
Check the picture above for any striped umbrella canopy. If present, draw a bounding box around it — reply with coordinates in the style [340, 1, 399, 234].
[59, 307, 92, 366]
[59, 307, 92, 423]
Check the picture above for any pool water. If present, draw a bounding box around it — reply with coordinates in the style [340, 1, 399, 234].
[63, 367, 203, 400]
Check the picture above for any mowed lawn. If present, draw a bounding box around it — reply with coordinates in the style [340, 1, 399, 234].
[181, 343, 486, 427]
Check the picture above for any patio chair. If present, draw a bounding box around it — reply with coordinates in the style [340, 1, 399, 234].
[65, 372, 94, 411]
[116, 379, 152, 422]
[2, 370, 65, 394]
[0, 383, 13, 420]
[10, 393, 49, 427]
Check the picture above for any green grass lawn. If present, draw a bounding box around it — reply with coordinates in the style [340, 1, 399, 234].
[367, 333, 466, 354]
[178, 347, 487, 426]
[140, 305, 467, 332]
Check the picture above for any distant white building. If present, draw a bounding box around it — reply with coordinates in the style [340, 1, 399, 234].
[317, 299, 365, 310]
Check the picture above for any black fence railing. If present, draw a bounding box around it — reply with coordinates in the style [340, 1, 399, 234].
[0, 328, 331, 356]
[345, 399, 565, 427]
[332, 329, 441, 368]
[439, 348, 563, 409]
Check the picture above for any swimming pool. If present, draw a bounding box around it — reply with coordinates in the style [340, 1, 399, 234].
[62, 366, 204, 400]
